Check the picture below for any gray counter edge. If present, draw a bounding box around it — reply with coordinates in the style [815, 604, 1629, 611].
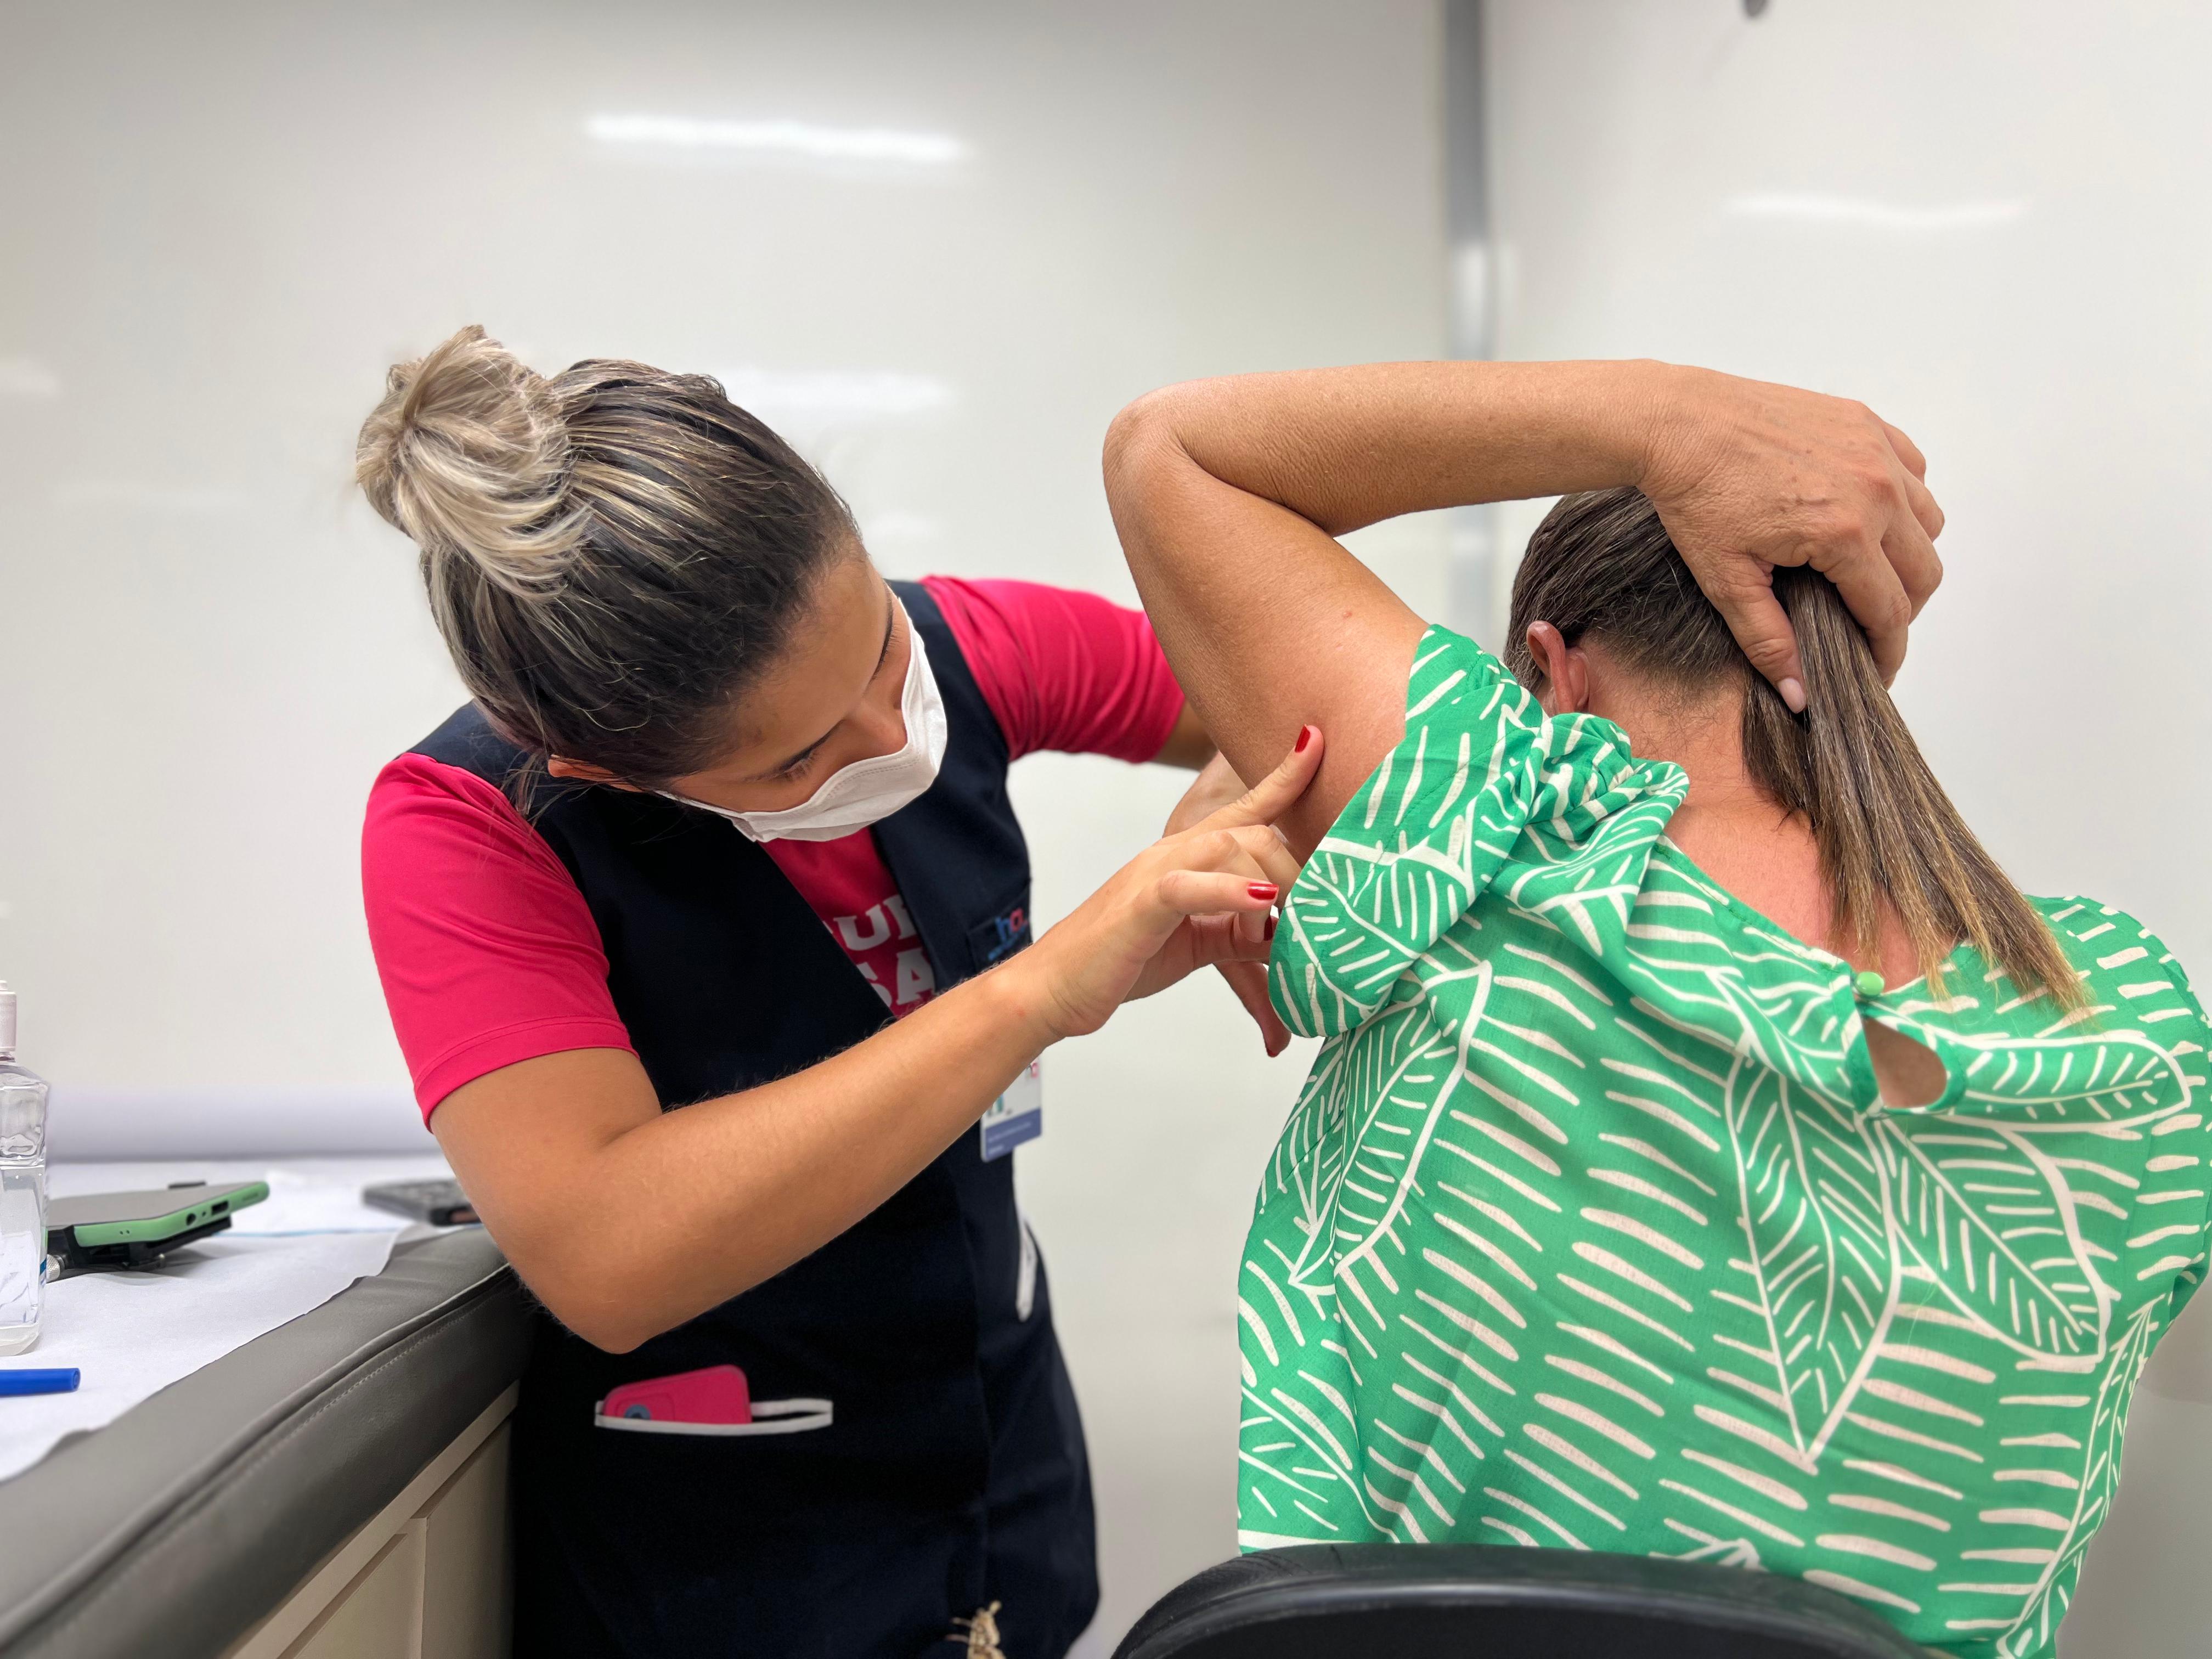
[0, 1229, 532, 1659]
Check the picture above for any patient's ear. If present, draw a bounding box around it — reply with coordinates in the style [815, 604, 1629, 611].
[1525, 622, 1590, 716]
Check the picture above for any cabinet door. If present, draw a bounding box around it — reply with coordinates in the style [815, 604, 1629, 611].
[420, 1423, 513, 1659]
[285, 1529, 424, 1659]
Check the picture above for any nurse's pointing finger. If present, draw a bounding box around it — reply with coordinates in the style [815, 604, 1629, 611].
[1203, 726, 1324, 833]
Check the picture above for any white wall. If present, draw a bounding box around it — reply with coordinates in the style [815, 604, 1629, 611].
[1485, 4, 2212, 1651]
[0, 1, 1446, 1646]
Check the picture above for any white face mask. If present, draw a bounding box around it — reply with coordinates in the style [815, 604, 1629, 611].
[662, 595, 949, 843]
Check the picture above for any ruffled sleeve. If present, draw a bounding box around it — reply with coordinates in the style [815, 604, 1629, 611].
[1268, 628, 1550, 1037]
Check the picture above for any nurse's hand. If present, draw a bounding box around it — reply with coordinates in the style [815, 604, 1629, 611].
[1017, 727, 1323, 1042]
[1165, 752, 1297, 1057]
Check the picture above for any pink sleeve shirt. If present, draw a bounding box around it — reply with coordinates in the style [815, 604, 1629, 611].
[362, 578, 1186, 1121]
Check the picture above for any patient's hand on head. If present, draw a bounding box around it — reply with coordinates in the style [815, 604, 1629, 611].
[1634, 366, 1944, 702]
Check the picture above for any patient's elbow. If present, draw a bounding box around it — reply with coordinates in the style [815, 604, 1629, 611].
[1102, 387, 1190, 489]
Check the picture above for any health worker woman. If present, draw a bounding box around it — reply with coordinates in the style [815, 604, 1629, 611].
[354, 326, 1304, 1659]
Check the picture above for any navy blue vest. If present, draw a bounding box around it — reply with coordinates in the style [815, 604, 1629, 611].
[410, 583, 1097, 1659]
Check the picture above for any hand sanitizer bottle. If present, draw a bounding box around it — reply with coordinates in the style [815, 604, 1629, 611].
[0, 983, 50, 1355]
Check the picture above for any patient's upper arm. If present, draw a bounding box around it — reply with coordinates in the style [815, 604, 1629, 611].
[1104, 398, 1427, 856]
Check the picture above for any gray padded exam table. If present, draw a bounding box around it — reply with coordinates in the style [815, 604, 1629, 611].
[0, 1231, 530, 1658]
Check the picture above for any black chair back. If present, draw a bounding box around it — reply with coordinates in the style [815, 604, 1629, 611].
[1113, 1544, 1929, 1659]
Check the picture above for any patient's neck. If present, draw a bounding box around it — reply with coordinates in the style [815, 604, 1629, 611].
[1591, 672, 1921, 975]
[1588, 677, 1832, 945]
[1585, 678, 1778, 823]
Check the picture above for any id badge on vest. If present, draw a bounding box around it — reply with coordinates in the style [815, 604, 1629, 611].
[981, 1060, 1042, 1160]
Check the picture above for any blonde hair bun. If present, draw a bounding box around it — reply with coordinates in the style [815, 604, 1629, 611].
[354, 325, 854, 787]
[355, 324, 582, 592]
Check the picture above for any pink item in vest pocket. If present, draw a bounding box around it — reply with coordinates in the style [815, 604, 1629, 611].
[594, 1364, 833, 1437]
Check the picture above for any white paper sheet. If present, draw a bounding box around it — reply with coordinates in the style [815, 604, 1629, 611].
[0, 1229, 399, 1483]
[228, 1166, 421, 1235]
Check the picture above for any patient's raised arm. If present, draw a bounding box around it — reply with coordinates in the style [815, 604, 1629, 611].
[1102, 359, 1944, 853]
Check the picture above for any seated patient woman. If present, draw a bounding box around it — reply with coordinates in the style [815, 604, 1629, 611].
[1106, 362, 2211, 1658]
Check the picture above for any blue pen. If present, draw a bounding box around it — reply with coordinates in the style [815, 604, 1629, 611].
[0, 1369, 79, 1396]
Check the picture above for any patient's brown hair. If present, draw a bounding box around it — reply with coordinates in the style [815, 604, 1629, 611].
[1505, 487, 2080, 1010]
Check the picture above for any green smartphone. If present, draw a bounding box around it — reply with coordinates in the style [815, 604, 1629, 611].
[46, 1181, 270, 1270]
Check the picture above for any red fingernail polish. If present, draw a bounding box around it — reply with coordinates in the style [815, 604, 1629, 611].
[1294, 726, 1314, 753]
[1249, 882, 1279, 902]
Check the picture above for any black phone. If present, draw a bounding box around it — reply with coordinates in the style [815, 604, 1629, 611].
[360, 1178, 480, 1227]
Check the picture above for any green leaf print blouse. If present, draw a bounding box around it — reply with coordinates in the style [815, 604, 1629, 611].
[1245, 625, 2212, 1659]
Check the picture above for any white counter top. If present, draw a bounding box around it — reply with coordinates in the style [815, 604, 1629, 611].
[1, 1154, 469, 1485]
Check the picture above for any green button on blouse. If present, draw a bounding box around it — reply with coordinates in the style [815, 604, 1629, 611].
[1242, 625, 2212, 1659]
